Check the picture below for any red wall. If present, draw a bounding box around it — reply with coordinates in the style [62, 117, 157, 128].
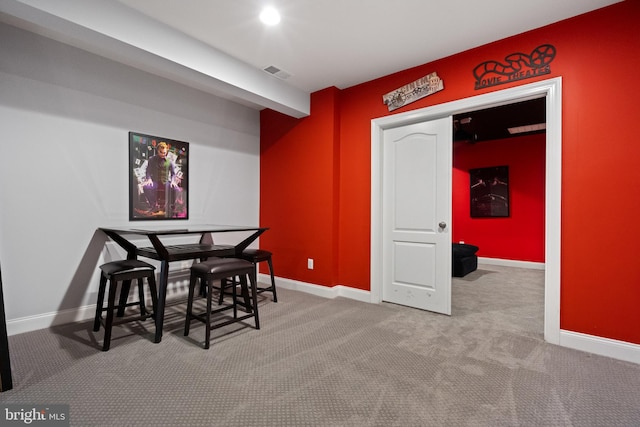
[452, 134, 545, 262]
[261, 88, 340, 286]
[261, 1, 640, 344]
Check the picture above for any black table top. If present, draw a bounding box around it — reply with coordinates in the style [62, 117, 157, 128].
[99, 224, 266, 236]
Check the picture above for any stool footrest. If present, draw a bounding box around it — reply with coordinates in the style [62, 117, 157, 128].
[100, 300, 146, 312]
[188, 303, 235, 322]
[100, 312, 154, 328]
[188, 313, 256, 330]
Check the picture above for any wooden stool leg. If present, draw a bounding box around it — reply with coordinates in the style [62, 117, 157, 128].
[237, 275, 252, 313]
[103, 279, 119, 351]
[248, 271, 260, 330]
[148, 275, 158, 321]
[198, 276, 207, 297]
[93, 274, 107, 332]
[205, 278, 212, 350]
[137, 278, 147, 316]
[116, 280, 131, 317]
[184, 272, 197, 337]
[218, 279, 226, 305]
[231, 278, 237, 319]
[267, 257, 277, 302]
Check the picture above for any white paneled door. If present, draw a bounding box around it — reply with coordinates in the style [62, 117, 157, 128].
[382, 117, 452, 314]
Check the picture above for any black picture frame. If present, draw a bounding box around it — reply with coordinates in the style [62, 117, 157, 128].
[470, 165, 509, 218]
[129, 131, 188, 220]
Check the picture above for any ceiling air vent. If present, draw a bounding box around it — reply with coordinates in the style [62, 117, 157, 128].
[263, 65, 291, 80]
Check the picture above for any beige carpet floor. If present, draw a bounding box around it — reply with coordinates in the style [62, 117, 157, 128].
[1, 264, 639, 426]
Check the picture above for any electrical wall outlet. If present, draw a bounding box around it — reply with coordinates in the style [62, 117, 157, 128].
[307, 258, 314, 270]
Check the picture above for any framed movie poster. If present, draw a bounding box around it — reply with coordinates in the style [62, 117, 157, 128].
[129, 132, 188, 220]
[470, 166, 509, 218]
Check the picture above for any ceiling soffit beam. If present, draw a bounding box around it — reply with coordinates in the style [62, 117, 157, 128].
[0, 0, 310, 118]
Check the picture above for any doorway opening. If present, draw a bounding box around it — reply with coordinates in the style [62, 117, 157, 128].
[371, 78, 562, 345]
[452, 98, 547, 334]
[452, 97, 546, 268]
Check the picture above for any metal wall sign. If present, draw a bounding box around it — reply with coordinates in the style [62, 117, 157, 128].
[383, 71, 444, 111]
[473, 44, 556, 90]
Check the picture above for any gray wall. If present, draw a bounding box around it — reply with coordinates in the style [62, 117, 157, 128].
[0, 23, 261, 334]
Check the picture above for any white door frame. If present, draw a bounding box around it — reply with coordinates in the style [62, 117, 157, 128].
[371, 77, 562, 345]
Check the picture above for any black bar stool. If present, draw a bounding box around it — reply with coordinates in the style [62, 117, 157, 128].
[185, 257, 260, 349]
[219, 249, 277, 303]
[240, 249, 277, 302]
[93, 260, 158, 351]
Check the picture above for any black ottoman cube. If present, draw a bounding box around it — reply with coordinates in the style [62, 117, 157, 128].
[452, 243, 479, 277]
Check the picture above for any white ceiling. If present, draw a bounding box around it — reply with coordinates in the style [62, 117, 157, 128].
[0, 0, 622, 117]
[116, 0, 620, 93]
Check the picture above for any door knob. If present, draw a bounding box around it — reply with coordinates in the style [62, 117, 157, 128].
[439, 221, 447, 229]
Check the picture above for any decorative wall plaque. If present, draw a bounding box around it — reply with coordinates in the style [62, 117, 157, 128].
[473, 44, 556, 90]
[382, 71, 444, 111]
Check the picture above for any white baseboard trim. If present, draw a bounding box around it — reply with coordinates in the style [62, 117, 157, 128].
[7, 285, 192, 337]
[269, 274, 371, 303]
[7, 305, 96, 336]
[6, 275, 362, 336]
[559, 330, 640, 365]
[8, 275, 639, 365]
[478, 257, 545, 270]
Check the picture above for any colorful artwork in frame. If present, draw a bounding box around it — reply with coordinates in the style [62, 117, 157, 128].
[470, 166, 509, 218]
[129, 131, 188, 220]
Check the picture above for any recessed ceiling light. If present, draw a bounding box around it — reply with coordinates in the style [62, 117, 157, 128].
[260, 6, 280, 26]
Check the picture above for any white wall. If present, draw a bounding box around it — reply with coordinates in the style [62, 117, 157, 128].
[0, 23, 261, 334]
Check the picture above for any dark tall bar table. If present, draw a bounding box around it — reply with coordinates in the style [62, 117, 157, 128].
[99, 225, 267, 343]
